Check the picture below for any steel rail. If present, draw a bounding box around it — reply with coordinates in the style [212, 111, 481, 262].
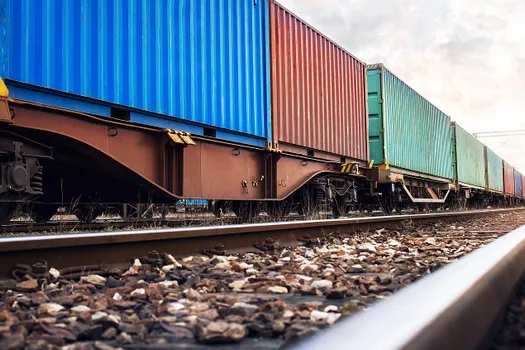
[0, 208, 523, 280]
[288, 225, 525, 350]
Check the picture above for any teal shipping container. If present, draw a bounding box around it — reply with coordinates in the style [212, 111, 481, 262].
[453, 123, 486, 188]
[367, 64, 454, 180]
[484, 146, 504, 193]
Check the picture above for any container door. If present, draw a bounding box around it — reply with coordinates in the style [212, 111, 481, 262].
[367, 69, 385, 164]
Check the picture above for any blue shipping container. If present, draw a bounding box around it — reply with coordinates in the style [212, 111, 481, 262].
[515, 170, 523, 198]
[0, 0, 271, 146]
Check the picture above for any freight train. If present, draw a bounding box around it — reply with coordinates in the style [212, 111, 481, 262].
[0, 0, 522, 224]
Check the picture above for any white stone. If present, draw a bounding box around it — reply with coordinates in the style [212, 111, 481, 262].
[162, 264, 176, 272]
[216, 262, 231, 269]
[112, 293, 123, 301]
[182, 256, 194, 262]
[283, 310, 294, 318]
[130, 288, 146, 296]
[316, 246, 329, 254]
[45, 283, 59, 290]
[327, 313, 342, 325]
[229, 280, 246, 291]
[304, 250, 316, 259]
[159, 280, 179, 288]
[38, 303, 64, 316]
[278, 257, 291, 262]
[295, 275, 313, 282]
[310, 310, 329, 322]
[300, 263, 319, 273]
[107, 314, 121, 324]
[268, 286, 288, 294]
[323, 267, 336, 274]
[133, 259, 142, 267]
[70, 305, 91, 313]
[388, 239, 401, 247]
[233, 302, 258, 313]
[166, 254, 183, 267]
[424, 238, 437, 245]
[246, 268, 258, 275]
[122, 265, 139, 277]
[49, 268, 60, 279]
[324, 305, 338, 313]
[357, 243, 377, 253]
[92, 311, 108, 321]
[384, 249, 397, 256]
[311, 280, 333, 290]
[166, 302, 185, 314]
[237, 262, 253, 270]
[80, 275, 106, 286]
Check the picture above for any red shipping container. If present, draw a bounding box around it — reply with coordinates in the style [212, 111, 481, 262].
[522, 174, 525, 198]
[269, 1, 368, 162]
[503, 160, 515, 195]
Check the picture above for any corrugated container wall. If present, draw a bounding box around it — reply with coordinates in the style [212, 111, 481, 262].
[522, 174, 525, 198]
[453, 123, 486, 188]
[0, 0, 271, 141]
[515, 170, 523, 198]
[270, 2, 368, 161]
[484, 147, 504, 193]
[503, 161, 515, 195]
[367, 65, 454, 180]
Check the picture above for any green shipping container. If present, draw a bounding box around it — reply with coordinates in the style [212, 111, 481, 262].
[484, 146, 504, 193]
[367, 64, 454, 180]
[453, 123, 486, 188]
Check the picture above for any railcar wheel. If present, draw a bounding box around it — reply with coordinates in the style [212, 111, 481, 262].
[30, 204, 58, 223]
[0, 203, 17, 225]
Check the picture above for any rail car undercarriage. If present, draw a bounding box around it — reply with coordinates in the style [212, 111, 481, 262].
[0, 97, 519, 224]
[0, 97, 375, 223]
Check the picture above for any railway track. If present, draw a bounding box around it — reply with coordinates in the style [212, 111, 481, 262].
[1, 208, 524, 349]
[290, 219, 525, 350]
[0, 208, 523, 279]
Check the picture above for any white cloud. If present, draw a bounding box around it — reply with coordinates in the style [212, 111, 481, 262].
[279, 0, 525, 171]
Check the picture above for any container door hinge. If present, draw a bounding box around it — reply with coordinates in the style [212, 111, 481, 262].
[165, 129, 196, 146]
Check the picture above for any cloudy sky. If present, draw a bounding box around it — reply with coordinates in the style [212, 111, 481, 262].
[279, 0, 525, 171]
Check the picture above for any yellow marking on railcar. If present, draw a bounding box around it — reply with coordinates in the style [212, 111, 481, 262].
[0, 78, 8, 97]
[165, 129, 196, 145]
